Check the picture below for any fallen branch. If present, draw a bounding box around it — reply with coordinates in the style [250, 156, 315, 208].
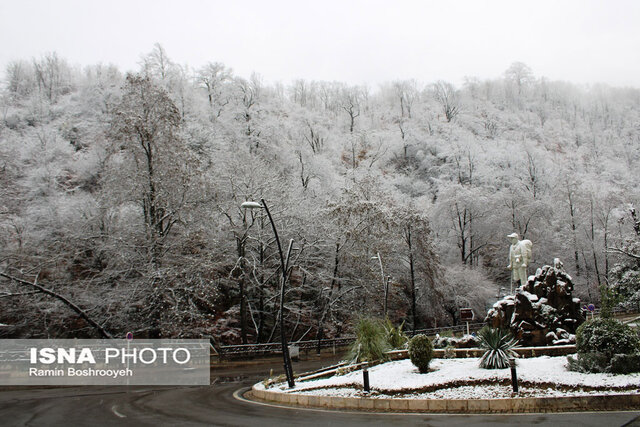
[606, 247, 640, 260]
[0, 271, 113, 338]
[0, 290, 42, 299]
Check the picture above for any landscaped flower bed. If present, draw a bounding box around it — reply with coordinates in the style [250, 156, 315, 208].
[256, 356, 640, 399]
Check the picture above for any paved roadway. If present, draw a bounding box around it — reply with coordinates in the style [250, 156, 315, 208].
[0, 353, 638, 426]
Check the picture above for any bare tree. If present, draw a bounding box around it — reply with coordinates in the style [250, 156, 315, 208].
[393, 80, 418, 118]
[32, 52, 73, 103]
[109, 74, 185, 264]
[235, 76, 261, 141]
[505, 62, 533, 96]
[197, 62, 232, 116]
[303, 121, 325, 154]
[291, 79, 308, 107]
[5, 60, 36, 98]
[140, 43, 174, 81]
[433, 81, 460, 122]
[340, 86, 362, 133]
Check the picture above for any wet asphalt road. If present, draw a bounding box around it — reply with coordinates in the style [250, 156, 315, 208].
[0, 353, 639, 426]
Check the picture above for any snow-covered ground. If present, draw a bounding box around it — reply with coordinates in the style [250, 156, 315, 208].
[257, 356, 640, 399]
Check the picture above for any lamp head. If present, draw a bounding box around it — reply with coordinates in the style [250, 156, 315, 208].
[241, 201, 263, 210]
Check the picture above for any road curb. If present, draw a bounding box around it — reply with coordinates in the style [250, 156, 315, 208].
[248, 386, 640, 413]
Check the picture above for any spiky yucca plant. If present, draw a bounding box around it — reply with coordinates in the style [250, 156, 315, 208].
[383, 317, 408, 349]
[348, 317, 390, 363]
[478, 327, 519, 369]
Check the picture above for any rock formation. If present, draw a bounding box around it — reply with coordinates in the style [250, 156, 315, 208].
[433, 334, 479, 349]
[485, 262, 585, 346]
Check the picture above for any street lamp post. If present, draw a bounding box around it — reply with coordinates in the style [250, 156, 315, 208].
[385, 275, 391, 315]
[241, 199, 295, 388]
[371, 252, 388, 317]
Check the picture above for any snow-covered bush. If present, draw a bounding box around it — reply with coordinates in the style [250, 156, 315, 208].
[575, 318, 639, 357]
[348, 317, 390, 363]
[610, 353, 640, 374]
[609, 216, 640, 312]
[611, 263, 640, 311]
[568, 318, 640, 373]
[566, 352, 609, 374]
[408, 334, 434, 373]
[443, 345, 456, 359]
[478, 327, 518, 369]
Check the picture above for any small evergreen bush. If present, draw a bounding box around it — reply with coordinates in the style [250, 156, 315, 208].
[610, 353, 640, 374]
[477, 327, 519, 369]
[568, 318, 640, 373]
[348, 317, 390, 363]
[408, 334, 434, 373]
[575, 318, 639, 358]
[567, 352, 609, 373]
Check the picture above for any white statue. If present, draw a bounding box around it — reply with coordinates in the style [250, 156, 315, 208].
[506, 232, 532, 291]
[553, 257, 564, 271]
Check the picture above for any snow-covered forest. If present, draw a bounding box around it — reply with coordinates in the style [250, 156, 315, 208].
[1, 45, 639, 342]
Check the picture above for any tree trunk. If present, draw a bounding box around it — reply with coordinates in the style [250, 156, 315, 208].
[567, 185, 581, 278]
[236, 231, 248, 345]
[239, 277, 247, 344]
[589, 198, 602, 288]
[316, 242, 340, 354]
[406, 224, 418, 334]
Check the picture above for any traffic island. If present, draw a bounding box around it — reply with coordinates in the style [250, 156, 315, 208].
[247, 354, 640, 413]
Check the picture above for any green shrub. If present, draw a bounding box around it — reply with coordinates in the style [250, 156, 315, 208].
[567, 352, 609, 373]
[383, 318, 408, 349]
[477, 327, 519, 369]
[575, 318, 639, 358]
[443, 345, 456, 359]
[348, 317, 390, 363]
[598, 284, 622, 319]
[610, 353, 640, 374]
[569, 318, 640, 373]
[408, 334, 434, 373]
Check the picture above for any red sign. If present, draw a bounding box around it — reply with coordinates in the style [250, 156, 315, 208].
[460, 308, 474, 321]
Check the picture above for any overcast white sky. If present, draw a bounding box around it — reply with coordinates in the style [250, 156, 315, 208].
[1, 0, 639, 88]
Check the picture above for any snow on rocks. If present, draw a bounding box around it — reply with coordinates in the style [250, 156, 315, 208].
[433, 334, 479, 349]
[522, 291, 538, 302]
[486, 263, 585, 346]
